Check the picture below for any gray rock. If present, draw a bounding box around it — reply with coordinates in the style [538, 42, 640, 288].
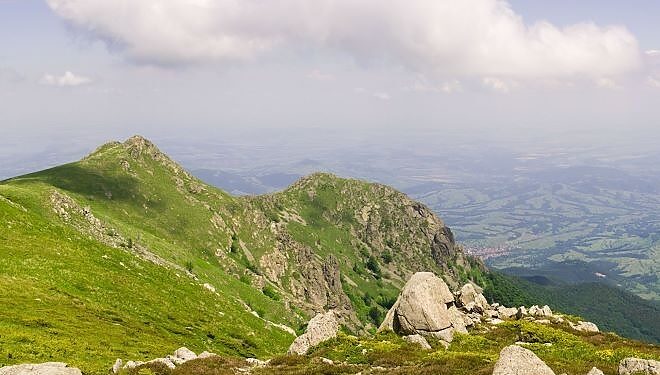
[122, 361, 143, 370]
[379, 272, 467, 342]
[198, 351, 217, 359]
[145, 358, 175, 370]
[570, 321, 599, 333]
[403, 334, 432, 350]
[541, 305, 553, 317]
[170, 347, 197, 365]
[586, 367, 604, 375]
[111, 359, 122, 374]
[458, 283, 489, 312]
[287, 310, 340, 355]
[0, 363, 82, 375]
[492, 345, 556, 375]
[497, 306, 518, 319]
[618, 357, 660, 375]
[245, 358, 267, 367]
[516, 306, 528, 320]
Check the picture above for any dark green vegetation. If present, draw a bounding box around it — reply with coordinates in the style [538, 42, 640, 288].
[482, 272, 660, 344]
[0, 136, 477, 374]
[121, 321, 660, 375]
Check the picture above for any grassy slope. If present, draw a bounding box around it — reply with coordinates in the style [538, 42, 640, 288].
[0, 142, 297, 373]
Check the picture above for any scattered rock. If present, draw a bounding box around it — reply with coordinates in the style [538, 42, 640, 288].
[288, 310, 340, 355]
[245, 358, 267, 367]
[516, 307, 528, 320]
[145, 358, 175, 370]
[203, 283, 216, 293]
[618, 357, 660, 375]
[570, 321, 599, 333]
[403, 334, 432, 350]
[492, 345, 556, 375]
[169, 347, 197, 365]
[111, 359, 122, 374]
[0, 363, 82, 375]
[586, 367, 604, 375]
[321, 358, 334, 365]
[198, 351, 217, 359]
[497, 306, 518, 319]
[536, 319, 551, 325]
[541, 305, 553, 317]
[457, 283, 489, 313]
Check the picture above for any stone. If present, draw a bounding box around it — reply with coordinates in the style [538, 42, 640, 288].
[145, 358, 175, 370]
[203, 283, 216, 293]
[528, 305, 542, 317]
[541, 305, 553, 317]
[492, 345, 556, 375]
[0, 363, 82, 375]
[497, 306, 518, 319]
[403, 334, 432, 350]
[586, 367, 604, 375]
[536, 319, 551, 324]
[516, 306, 528, 320]
[122, 361, 143, 370]
[618, 358, 660, 375]
[246, 358, 267, 367]
[378, 272, 466, 342]
[111, 359, 122, 374]
[321, 358, 334, 365]
[198, 351, 217, 359]
[170, 347, 197, 365]
[288, 310, 340, 355]
[457, 283, 489, 312]
[570, 321, 599, 333]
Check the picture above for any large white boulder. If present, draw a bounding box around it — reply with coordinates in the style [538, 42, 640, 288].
[379, 272, 466, 342]
[287, 310, 340, 355]
[492, 345, 556, 375]
[457, 283, 490, 313]
[0, 363, 82, 375]
[618, 358, 660, 375]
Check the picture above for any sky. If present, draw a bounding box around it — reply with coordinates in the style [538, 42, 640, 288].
[1, 0, 660, 173]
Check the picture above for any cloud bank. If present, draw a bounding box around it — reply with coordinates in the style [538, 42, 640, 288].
[40, 71, 92, 87]
[47, 0, 641, 80]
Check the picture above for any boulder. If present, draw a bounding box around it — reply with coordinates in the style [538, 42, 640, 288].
[169, 347, 197, 365]
[516, 307, 528, 320]
[497, 306, 518, 319]
[570, 321, 599, 333]
[457, 283, 489, 312]
[198, 351, 217, 359]
[528, 305, 542, 317]
[541, 305, 553, 317]
[288, 310, 340, 355]
[111, 359, 122, 374]
[145, 358, 175, 370]
[378, 272, 465, 342]
[0, 363, 82, 375]
[492, 345, 556, 375]
[586, 367, 604, 375]
[403, 334, 432, 350]
[618, 358, 660, 375]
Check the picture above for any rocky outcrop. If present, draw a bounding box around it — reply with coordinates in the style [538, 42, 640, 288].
[0, 363, 82, 375]
[379, 272, 464, 342]
[586, 367, 604, 375]
[288, 311, 340, 355]
[492, 345, 556, 375]
[618, 358, 660, 375]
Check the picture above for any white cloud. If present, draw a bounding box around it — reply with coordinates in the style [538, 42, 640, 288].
[372, 92, 391, 100]
[482, 77, 516, 93]
[594, 77, 621, 90]
[307, 69, 335, 81]
[645, 50, 660, 57]
[410, 77, 463, 94]
[647, 76, 660, 89]
[40, 71, 92, 87]
[47, 0, 641, 80]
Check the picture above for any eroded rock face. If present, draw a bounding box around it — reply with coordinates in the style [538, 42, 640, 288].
[379, 272, 468, 342]
[618, 357, 660, 375]
[0, 363, 82, 375]
[288, 311, 340, 355]
[492, 345, 556, 375]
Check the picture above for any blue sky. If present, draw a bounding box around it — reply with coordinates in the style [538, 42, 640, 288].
[1, 0, 659, 156]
